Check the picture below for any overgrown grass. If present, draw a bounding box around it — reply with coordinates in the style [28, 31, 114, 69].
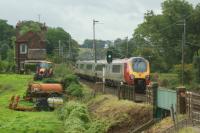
[151, 73, 179, 89]
[0, 74, 63, 133]
[178, 127, 198, 133]
[145, 115, 186, 133]
[56, 101, 107, 133]
[87, 94, 153, 132]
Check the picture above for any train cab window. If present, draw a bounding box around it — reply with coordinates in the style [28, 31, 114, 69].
[132, 59, 147, 72]
[112, 65, 121, 73]
[95, 64, 105, 71]
[80, 64, 84, 69]
[86, 64, 93, 70]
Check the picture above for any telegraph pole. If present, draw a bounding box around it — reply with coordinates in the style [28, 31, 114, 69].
[182, 19, 186, 86]
[68, 36, 71, 60]
[177, 19, 186, 85]
[93, 19, 99, 63]
[126, 36, 128, 58]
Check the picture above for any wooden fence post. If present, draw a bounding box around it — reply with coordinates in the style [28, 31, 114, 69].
[176, 86, 186, 114]
[152, 82, 158, 118]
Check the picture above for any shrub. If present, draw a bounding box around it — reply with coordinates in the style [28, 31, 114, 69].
[0, 60, 15, 73]
[172, 64, 193, 84]
[86, 120, 108, 133]
[56, 101, 90, 133]
[24, 63, 37, 73]
[54, 64, 73, 78]
[67, 82, 83, 97]
[61, 74, 79, 89]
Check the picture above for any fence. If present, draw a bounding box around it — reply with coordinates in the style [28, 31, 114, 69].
[186, 91, 200, 124]
[159, 118, 193, 133]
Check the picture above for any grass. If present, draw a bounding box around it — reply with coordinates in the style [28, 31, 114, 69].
[151, 73, 179, 89]
[0, 74, 63, 133]
[87, 94, 153, 132]
[178, 127, 198, 133]
[145, 115, 187, 133]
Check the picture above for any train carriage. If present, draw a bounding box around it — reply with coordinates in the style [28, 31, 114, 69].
[76, 57, 150, 92]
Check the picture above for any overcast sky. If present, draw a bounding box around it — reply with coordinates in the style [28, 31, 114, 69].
[0, 0, 199, 44]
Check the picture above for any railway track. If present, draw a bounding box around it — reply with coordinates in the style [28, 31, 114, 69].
[80, 78, 146, 103]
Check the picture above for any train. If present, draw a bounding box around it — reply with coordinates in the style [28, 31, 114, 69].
[76, 57, 150, 92]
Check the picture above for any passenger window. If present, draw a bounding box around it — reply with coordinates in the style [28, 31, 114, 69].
[80, 64, 84, 69]
[95, 64, 105, 71]
[112, 65, 121, 73]
[86, 64, 92, 70]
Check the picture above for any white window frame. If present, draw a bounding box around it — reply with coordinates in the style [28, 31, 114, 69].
[20, 43, 27, 54]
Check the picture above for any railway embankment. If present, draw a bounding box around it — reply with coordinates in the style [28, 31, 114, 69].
[87, 94, 153, 133]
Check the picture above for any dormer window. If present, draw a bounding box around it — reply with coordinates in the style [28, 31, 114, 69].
[20, 43, 27, 54]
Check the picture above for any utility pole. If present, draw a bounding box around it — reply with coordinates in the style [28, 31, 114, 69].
[68, 36, 71, 60]
[177, 19, 186, 85]
[182, 19, 186, 86]
[126, 36, 129, 58]
[93, 19, 99, 63]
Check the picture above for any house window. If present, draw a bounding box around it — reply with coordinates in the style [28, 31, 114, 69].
[20, 44, 27, 54]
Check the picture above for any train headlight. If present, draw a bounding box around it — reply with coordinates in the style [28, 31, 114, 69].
[129, 74, 134, 80]
[145, 75, 150, 85]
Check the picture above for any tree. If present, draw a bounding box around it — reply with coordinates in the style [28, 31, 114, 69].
[133, 0, 197, 72]
[46, 27, 79, 62]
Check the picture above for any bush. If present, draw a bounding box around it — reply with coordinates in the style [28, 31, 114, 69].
[86, 120, 108, 133]
[42, 78, 60, 83]
[0, 60, 15, 73]
[172, 64, 193, 84]
[24, 63, 37, 73]
[56, 101, 90, 133]
[54, 64, 73, 78]
[61, 74, 79, 89]
[67, 82, 83, 97]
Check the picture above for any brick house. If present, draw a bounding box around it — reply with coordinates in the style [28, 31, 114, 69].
[15, 21, 47, 72]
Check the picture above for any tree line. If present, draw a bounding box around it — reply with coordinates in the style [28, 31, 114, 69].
[105, 0, 200, 74]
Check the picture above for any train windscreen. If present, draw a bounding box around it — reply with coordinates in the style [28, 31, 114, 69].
[132, 59, 147, 72]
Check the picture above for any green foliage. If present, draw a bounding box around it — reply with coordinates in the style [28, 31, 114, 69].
[0, 60, 15, 73]
[67, 82, 83, 97]
[193, 56, 200, 82]
[172, 64, 193, 84]
[24, 63, 37, 73]
[18, 21, 43, 36]
[46, 27, 79, 62]
[54, 64, 74, 78]
[57, 101, 90, 133]
[61, 74, 79, 89]
[0, 19, 15, 44]
[133, 0, 199, 72]
[86, 120, 108, 133]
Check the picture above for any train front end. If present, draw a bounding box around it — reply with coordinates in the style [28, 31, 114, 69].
[127, 57, 150, 93]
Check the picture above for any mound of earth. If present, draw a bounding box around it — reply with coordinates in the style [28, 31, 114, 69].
[88, 94, 153, 133]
